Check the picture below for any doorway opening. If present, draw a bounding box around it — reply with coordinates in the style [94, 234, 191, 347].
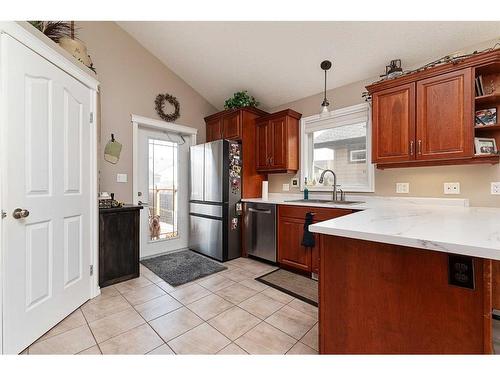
[132, 115, 197, 259]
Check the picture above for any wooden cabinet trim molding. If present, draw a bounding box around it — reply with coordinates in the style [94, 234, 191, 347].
[366, 49, 500, 94]
[255, 108, 302, 122]
[204, 106, 268, 123]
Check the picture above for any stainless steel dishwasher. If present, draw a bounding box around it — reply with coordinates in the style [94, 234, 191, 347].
[243, 202, 276, 262]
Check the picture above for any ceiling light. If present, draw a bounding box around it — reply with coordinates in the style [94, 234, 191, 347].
[320, 60, 332, 117]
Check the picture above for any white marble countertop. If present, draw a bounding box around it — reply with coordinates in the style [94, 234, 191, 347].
[243, 193, 500, 260]
[241, 193, 468, 210]
[308, 204, 500, 261]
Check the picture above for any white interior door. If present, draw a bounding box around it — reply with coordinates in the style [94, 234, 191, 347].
[1, 34, 92, 353]
[137, 127, 189, 258]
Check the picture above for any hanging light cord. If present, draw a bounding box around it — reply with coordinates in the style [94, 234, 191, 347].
[323, 69, 327, 103]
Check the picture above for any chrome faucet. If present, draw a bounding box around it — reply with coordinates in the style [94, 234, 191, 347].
[318, 169, 340, 201]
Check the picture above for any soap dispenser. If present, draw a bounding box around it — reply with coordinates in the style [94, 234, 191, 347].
[304, 178, 309, 200]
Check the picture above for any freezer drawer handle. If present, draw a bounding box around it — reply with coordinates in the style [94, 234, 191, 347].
[248, 208, 272, 214]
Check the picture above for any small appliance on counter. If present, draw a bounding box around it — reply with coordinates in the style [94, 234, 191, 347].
[189, 139, 242, 262]
[98, 192, 123, 209]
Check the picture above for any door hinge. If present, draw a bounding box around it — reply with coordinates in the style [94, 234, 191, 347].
[90, 112, 94, 123]
[89, 265, 94, 276]
[1, 210, 6, 219]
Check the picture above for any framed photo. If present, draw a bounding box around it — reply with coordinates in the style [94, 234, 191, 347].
[475, 108, 497, 127]
[474, 137, 497, 155]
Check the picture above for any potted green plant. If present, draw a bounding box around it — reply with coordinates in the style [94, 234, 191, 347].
[224, 91, 260, 110]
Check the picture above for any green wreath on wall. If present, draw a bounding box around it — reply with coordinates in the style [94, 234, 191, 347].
[155, 93, 180, 122]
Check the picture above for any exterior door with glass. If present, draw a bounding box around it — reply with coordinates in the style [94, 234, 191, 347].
[137, 128, 189, 258]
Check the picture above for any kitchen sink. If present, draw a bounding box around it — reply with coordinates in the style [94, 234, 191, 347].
[285, 199, 364, 205]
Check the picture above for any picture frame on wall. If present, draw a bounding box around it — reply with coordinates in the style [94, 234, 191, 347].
[474, 137, 498, 155]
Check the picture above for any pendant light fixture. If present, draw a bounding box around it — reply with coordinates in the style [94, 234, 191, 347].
[320, 60, 332, 116]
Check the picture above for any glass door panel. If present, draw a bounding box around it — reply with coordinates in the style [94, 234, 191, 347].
[148, 138, 178, 241]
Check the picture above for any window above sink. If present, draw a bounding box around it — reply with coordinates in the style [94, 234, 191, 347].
[300, 103, 375, 193]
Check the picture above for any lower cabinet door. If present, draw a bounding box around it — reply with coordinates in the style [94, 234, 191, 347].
[278, 217, 312, 272]
[99, 210, 140, 287]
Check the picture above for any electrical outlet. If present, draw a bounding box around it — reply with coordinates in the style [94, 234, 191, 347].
[282, 183, 290, 192]
[443, 182, 460, 194]
[291, 178, 299, 188]
[491, 182, 500, 195]
[396, 182, 409, 194]
[116, 173, 128, 183]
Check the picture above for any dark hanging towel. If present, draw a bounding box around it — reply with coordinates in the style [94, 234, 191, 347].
[301, 212, 316, 248]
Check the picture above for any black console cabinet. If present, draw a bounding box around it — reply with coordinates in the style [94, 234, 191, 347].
[99, 205, 143, 287]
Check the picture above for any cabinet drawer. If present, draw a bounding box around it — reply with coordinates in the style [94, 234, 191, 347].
[279, 205, 352, 222]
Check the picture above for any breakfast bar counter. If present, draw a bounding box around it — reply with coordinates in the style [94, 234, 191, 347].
[307, 203, 500, 354]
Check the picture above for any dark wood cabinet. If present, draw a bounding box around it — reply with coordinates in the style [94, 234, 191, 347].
[319, 235, 492, 354]
[416, 68, 473, 160]
[255, 121, 270, 170]
[204, 107, 268, 198]
[372, 83, 415, 163]
[99, 205, 142, 287]
[255, 109, 302, 173]
[222, 111, 241, 140]
[372, 70, 472, 165]
[368, 49, 500, 169]
[277, 205, 352, 274]
[493, 260, 500, 311]
[278, 217, 316, 272]
[206, 117, 222, 142]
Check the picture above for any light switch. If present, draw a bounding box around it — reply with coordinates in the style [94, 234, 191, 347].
[116, 173, 128, 183]
[282, 183, 290, 192]
[396, 182, 409, 194]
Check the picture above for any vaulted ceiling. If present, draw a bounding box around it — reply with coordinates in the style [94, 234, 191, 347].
[118, 21, 500, 110]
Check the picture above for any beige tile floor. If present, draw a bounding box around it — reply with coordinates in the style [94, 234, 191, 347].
[24, 257, 319, 355]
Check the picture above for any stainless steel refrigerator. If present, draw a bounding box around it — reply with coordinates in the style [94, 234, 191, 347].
[189, 140, 242, 262]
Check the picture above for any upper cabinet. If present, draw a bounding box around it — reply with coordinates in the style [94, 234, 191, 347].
[255, 109, 302, 173]
[416, 69, 473, 160]
[372, 83, 415, 163]
[204, 107, 268, 198]
[206, 116, 222, 142]
[222, 111, 241, 140]
[368, 50, 500, 168]
[205, 107, 266, 142]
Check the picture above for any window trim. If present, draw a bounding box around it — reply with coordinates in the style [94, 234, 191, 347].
[299, 103, 374, 192]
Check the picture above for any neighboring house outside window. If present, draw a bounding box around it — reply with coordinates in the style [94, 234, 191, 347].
[300, 103, 374, 192]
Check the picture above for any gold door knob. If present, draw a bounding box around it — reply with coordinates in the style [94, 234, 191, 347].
[12, 208, 30, 219]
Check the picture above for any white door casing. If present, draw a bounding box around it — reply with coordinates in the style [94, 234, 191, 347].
[1, 33, 96, 354]
[131, 115, 197, 259]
